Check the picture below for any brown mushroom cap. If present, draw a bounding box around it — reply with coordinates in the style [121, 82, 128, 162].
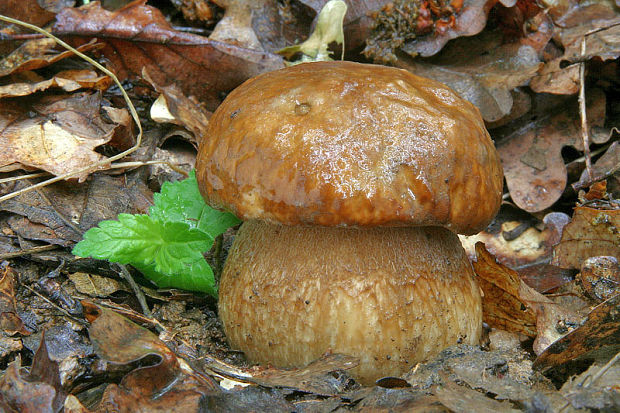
[196, 61, 503, 234]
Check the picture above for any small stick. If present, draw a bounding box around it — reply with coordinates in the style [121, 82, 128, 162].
[578, 37, 593, 181]
[0, 244, 58, 260]
[115, 263, 156, 321]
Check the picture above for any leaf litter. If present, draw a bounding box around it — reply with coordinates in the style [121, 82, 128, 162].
[1, 0, 620, 411]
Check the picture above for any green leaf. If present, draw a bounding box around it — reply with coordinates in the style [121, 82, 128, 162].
[150, 170, 241, 236]
[277, 0, 347, 63]
[72, 214, 217, 295]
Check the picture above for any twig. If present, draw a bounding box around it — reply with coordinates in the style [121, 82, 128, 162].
[0, 244, 59, 260]
[0, 172, 51, 184]
[115, 263, 156, 323]
[0, 14, 143, 204]
[578, 37, 593, 181]
[20, 283, 87, 326]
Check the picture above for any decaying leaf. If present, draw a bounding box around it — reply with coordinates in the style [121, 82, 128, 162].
[0, 357, 57, 413]
[0, 38, 99, 78]
[472, 243, 538, 336]
[559, 355, 620, 411]
[29, 332, 66, 412]
[0, 70, 112, 98]
[397, 30, 542, 122]
[473, 243, 581, 355]
[533, 294, 620, 372]
[0, 262, 31, 336]
[83, 301, 219, 411]
[460, 211, 570, 270]
[67, 272, 126, 298]
[0, 0, 57, 28]
[531, 3, 620, 94]
[436, 377, 521, 413]
[498, 89, 609, 212]
[202, 352, 357, 396]
[553, 206, 620, 270]
[51, 0, 284, 110]
[577, 256, 620, 302]
[144, 68, 210, 138]
[575, 142, 620, 191]
[0, 92, 128, 181]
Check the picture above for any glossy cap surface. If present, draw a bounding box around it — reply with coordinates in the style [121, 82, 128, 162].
[196, 61, 503, 234]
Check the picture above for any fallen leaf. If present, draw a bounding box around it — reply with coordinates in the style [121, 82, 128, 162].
[577, 256, 620, 303]
[0, 92, 128, 181]
[473, 243, 581, 355]
[0, 357, 56, 413]
[574, 141, 620, 191]
[460, 211, 570, 271]
[531, 4, 620, 94]
[0, 0, 57, 28]
[51, 0, 284, 110]
[560, 356, 620, 411]
[553, 206, 620, 270]
[29, 332, 66, 412]
[83, 301, 219, 410]
[0, 38, 99, 78]
[201, 386, 295, 412]
[0, 70, 112, 98]
[0, 261, 31, 336]
[497, 89, 609, 212]
[533, 294, 620, 372]
[144, 69, 210, 138]
[67, 272, 126, 298]
[472, 243, 538, 336]
[397, 31, 542, 122]
[436, 377, 521, 413]
[202, 352, 357, 396]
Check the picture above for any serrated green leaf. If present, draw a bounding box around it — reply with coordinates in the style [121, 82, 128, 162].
[72, 214, 216, 295]
[150, 170, 240, 236]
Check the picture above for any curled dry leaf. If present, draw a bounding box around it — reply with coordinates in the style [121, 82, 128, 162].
[533, 294, 620, 372]
[0, 262, 31, 336]
[0, 92, 128, 181]
[473, 243, 581, 355]
[436, 377, 521, 413]
[83, 301, 218, 410]
[575, 141, 620, 191]
[531, 4, 620, 94]
[553, 206, 620, 270]
[0, 70, 112, 98]
[397, 31, 542, 122]
[0, 38, 99, 78]
[51, 0, 284, 110]
[143, 68, 210, 138]
[498, 89, 609, 212]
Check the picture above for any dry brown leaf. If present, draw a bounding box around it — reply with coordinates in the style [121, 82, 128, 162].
[397, 32, 542, 122]
[473, 243, 581, 355]
[51, 0, 284, 111]
[143, 68, 210, 138]
[531, 4, 620, 94]
[436, 377, 521, 413]
[577, 256, 620, 302]
[533, 294, 620, 372]
[0, 92, 127, 181]
[553, 206, 620, 270]
[0, 0, 58, 31]
[0, 357, 57, 413]
[575, 142, 620, 191]
[83, 301, 219, 411]
[0, 262, 31, 336]
[0, 38, 99, 78]
[0, 70, 112, 98]
[498, 89, 609, 212]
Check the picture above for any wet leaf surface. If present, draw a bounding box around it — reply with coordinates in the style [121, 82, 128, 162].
[51, 0, 284, 110]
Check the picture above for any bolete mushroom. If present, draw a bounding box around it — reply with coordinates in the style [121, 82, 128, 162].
[196, 61, 503, 384]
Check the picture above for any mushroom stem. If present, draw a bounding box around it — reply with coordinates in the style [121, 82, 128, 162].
[219, 220, 482, 384]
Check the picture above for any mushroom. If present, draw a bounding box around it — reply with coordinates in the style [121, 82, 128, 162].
[196, 61, 503, 384]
